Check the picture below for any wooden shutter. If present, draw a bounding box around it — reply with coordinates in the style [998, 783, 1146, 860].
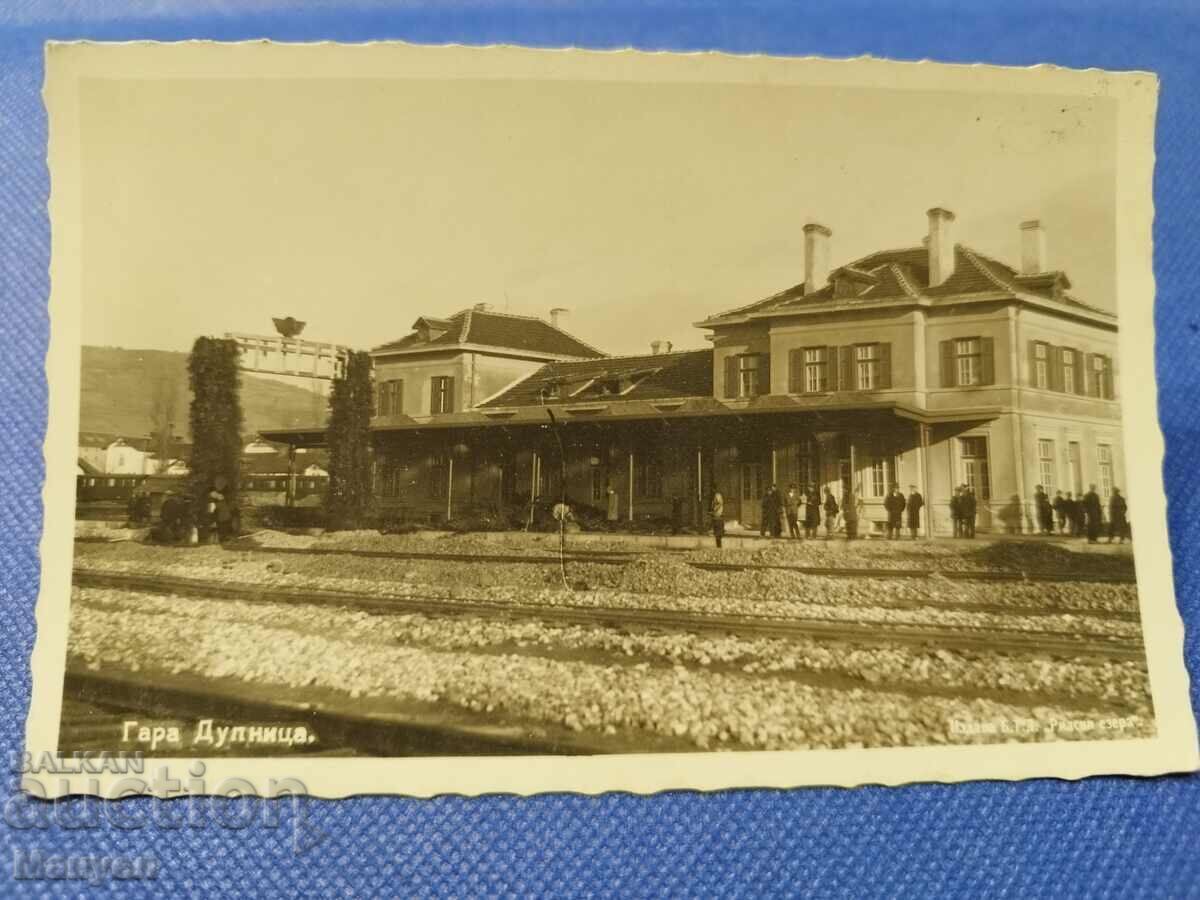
[940, 340, 956, 388]
[1050, 347, 1064, 392]
[758, 353, 771, 395]
[980, 337, 995, 385]
[429, 378, 438, 415]
[1083, 353, 1096, 396]
[839, 346, 853, 391]
[393, 379, 404, 415]
[1028, 340, 1038, 387]
[724, 356, 738, 399]
[376, 384, 387, 417]
[443, 377, 455, 413]
[1103, 355, 1115, 399]
[788, 349, 803, 394]
[825, 346, 837, 391]
[878, 343, 892, 389]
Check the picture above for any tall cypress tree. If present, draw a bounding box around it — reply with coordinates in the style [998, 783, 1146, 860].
[325, 350, 374, 530]
[187, 336, 244, 520]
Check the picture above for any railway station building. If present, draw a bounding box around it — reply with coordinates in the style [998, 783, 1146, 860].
[264, 208, 1125, 535]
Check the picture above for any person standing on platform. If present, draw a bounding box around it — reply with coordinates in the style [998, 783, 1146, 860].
[1053, 490, 1067, 534]
[762, 485, 783, 538]
[884, 485, 906, 540]
[1064, 491, 1082, 536]
[1035, 485, 1054, 535]
[606, 483, 620, 526]
[962, 485, 978, 539]
[710, 486, 725, 549]
[950, 486, 963, 538]
[905, 485, 924, 539]
[823, 488, 839, 540]
[1082, 483, 1103, 543]
[1108, 488, 1129, 543]
[804, 485, 821, 539]
[784, 484, 802, 540]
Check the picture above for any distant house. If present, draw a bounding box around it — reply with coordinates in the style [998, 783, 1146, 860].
[78, 432, 113, 474]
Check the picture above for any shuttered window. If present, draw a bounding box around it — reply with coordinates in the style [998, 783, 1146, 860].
[1030, 341, 1050, 389]
[1085, 353, 1115, 399]
[376, 379, 403, 417]
[940, 337, 995, 388]
[430, 376, 454, 414]
[791, 346, 830, 393]
[724, 353, 770, 398]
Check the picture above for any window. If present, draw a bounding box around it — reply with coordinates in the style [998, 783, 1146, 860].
[1097, 444, 1114, 499]
[863, 440, 895, 498]
[634, 449, 664, 499]
[1037, 438, 1056, 491]
[795, 438, 817, 488]
[738, 355, 760, 397]
[590, 459, 607, 503]
[376, 380, 403, 417]
[1062, 350, 1076, 395]
[1033, 342, 1050, 389]
[959, 437, 991, 500]
[1089, 355, 1115, 400]
[430, 376, 454, 414]
[804, 348, 828, 393]
[941, 337, 994, 387]
[427, 455, 449, 499]
[740, 462, 765, 501]
[855, 344, 880, 390]
[955, 339, 982, 387]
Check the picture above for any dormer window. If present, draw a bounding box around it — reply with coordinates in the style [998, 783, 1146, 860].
[412, 317, 451, 343]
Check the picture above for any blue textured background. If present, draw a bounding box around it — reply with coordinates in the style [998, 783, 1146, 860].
[3, 2, 1199, 896]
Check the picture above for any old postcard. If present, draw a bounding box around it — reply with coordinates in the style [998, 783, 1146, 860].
[27, 41, 1197, 798]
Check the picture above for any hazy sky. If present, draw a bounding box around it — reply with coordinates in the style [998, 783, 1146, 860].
[80, 76, 1117, 356]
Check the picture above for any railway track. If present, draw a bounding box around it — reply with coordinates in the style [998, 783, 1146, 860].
[73, 568, 1145, 661]
[225, 541, 1138, 584]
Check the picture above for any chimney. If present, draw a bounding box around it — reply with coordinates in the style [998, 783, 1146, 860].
[474, 301, 492, 312]
[549, 307, 569, 329]
[926, 207, 956, 287]
[650, 340, 662, 355]
[803, 223, 832, 294]
[1019, 220, 1046, 274]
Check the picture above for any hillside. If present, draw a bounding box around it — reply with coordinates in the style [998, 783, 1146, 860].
[79, 346, 329, 440]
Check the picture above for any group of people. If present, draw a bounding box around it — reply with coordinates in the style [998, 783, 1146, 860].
[147, 485, 237, 545]
[949, 485, 980, 538]
[708, 483, 927, 548]
[1033, 484, 1129, 543]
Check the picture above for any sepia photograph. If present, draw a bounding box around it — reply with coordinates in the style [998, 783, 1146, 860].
[28, 42, 1197, 796]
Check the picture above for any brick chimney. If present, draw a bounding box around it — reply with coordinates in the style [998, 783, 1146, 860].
[1019, 220, 1046, 274]
[549, 307, 568, 329]
[803, 223, 832, 294]
[926, 207, 956, 287]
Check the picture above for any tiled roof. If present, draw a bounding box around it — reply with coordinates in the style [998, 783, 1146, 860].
[480, 349, 713, 409]
[373, 309, 605, 359]
[704, 244, 1111, 322]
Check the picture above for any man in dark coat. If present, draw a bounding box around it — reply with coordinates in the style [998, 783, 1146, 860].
[1082, 484, 1103, 543]
[1108, 488, 1129, 543]
[1052, 490, 1067, 534]
[842, 488, 860, 541]
[823, 488, 839, 539]
[1034, 485, 1054, 535]
[950, 487, 963, 538]
[884, 486, 906, 540]
[1065, 491, 1083, 536]
[962, 486, 978, 539]
[804, 486, 821, 539]
[906, 485, 924, 539]
[784, 484, 802, 540]
[762, 485, 782, 538]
